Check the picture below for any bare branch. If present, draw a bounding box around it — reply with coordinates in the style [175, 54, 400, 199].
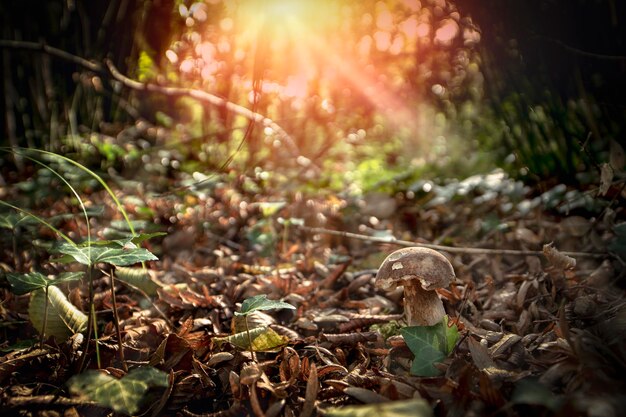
[0, 39, 305, 159]
[103, 59, 302, 159]
[297, 225, 607, 259]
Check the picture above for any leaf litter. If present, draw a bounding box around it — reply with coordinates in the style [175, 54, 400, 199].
[0, 170, 624, 417]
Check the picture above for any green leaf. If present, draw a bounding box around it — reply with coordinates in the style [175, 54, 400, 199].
[29, 286, 87, 341]
[0, 212, 21, 229]
[609, 222, 626, 261]
[256, 201, 286, 217]
[7, 271, 83, 295]
[326, 398, 433, 417]
[80, 232, 166, 248]
[235, 294, 296, 316]
[512, 379, 563, 411]
[7, 272, 48, 295]
[115, 266, 162, 296]
[56, 271, 85, 283]
[54, 242, 158, 266]
[67, 367, 169, 416]
[213, 326, 289, 352]
[401, 316, 459, 377]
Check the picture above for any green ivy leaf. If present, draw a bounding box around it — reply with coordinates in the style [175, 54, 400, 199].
[84, 232, 166, 248]
[326, 398, 433, 417]
[67, 367, 169, 416]
[400, 316, 459, 377]
[54, 242, 158, 266]
[7, 271, 83, 295]
[213, 326, 289, 352]
[512, 378, 563, 411]
[29, 286, 87, 340]
[115, 266, 162, 296]
[256, 201, 286, 217]
[7, 272, 48, 295]
[235, 294, 296, 316]
[608, 222, 626, 261]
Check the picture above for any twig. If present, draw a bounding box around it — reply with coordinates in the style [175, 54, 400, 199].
[0, 39, 102, 71]
[103, 58, 302, 158]
[104, 269, 128, 372]
[0, 39, 304, 161]
[297, 225, 607, 259]
[532, 34, 626, 61]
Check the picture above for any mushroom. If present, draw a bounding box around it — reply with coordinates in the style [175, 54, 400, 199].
[375, 247, 455, 326]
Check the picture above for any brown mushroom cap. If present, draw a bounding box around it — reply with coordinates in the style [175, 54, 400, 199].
[375, 247, 455, 326]
[375, 247, 455, 290]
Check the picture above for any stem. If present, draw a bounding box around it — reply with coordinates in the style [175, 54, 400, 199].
[244, 316, 257, 362]
[78, 265, 100, 371]
[12, 228, 20, 271]
[91, 303, 101, 369]
[282, 223, 289, 260]
[403, 284, 446, 327]
[40, 286, 50, 348]
[109, 269, 127, 371]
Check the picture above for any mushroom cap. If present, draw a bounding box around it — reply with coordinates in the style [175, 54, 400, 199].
[375, 247, 455, 291]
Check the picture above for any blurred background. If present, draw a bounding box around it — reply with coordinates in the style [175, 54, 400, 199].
[1, 0, 624, 195]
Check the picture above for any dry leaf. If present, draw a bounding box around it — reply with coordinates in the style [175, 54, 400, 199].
[599, 163, 613, 196]
[300, 363, 318, 417]
[543, 244, 576, 270]
[610, 139, 625, 172]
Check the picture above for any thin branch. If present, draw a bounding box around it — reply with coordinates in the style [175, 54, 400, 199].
[0, 39, 305, 160]
[532, 34, 626, 62]
[0, 39, 102, 71]
[297, 225, 607, 259]
[103, 58, 302, 159]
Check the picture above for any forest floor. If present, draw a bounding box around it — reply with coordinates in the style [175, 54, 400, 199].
[1, 167, 625, 417]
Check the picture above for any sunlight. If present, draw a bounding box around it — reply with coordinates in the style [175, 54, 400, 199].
[232, 0, 419, 128]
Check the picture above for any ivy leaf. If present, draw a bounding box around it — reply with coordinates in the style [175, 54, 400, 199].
[326, 398, 433, 417]
[29, 286, 87, 340]
[85, 232, 166, 248]
[114, 266, 162, 296]
[400, 316, 459, 377]
[235, 294, 296, 316]
[512, 378, 564, 411]
[67, 367, 169, 416]
[7, 272, 49, 295]
[213, 326, 289, 352]
[53, 242, 158, 266]
[256, 201, 286, 217]
[7, 271, 83, 295]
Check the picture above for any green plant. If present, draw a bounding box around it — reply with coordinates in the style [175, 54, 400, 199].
[0, 147, 163, 370]
[326, 398, 433, 417]
[400, 316, 459, 377]
[7, 271, 84, 346]
[67, 366, 169, 416]
[229, 294, 295, 360]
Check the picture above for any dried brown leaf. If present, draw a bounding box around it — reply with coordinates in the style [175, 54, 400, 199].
[610, 139, 625, 172]
[344, 386, 388, 404]
[300, 363, 318, 417]
[468, 337, 496, 370]
[599, 163, 613, 196]
[543, 244, 576, 270]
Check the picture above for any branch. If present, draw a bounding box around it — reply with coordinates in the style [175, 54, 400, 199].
[533, 34, 626, 62]
[0, 39, 102, 72]
[103, 59, 302, 159]
[0, 39, 305, 159]
[297, 225, 607, 259]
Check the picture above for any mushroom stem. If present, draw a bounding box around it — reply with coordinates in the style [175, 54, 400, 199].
[403, 283, 446, 326]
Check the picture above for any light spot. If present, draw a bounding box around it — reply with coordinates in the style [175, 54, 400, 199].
[392, 262, 404, 270]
